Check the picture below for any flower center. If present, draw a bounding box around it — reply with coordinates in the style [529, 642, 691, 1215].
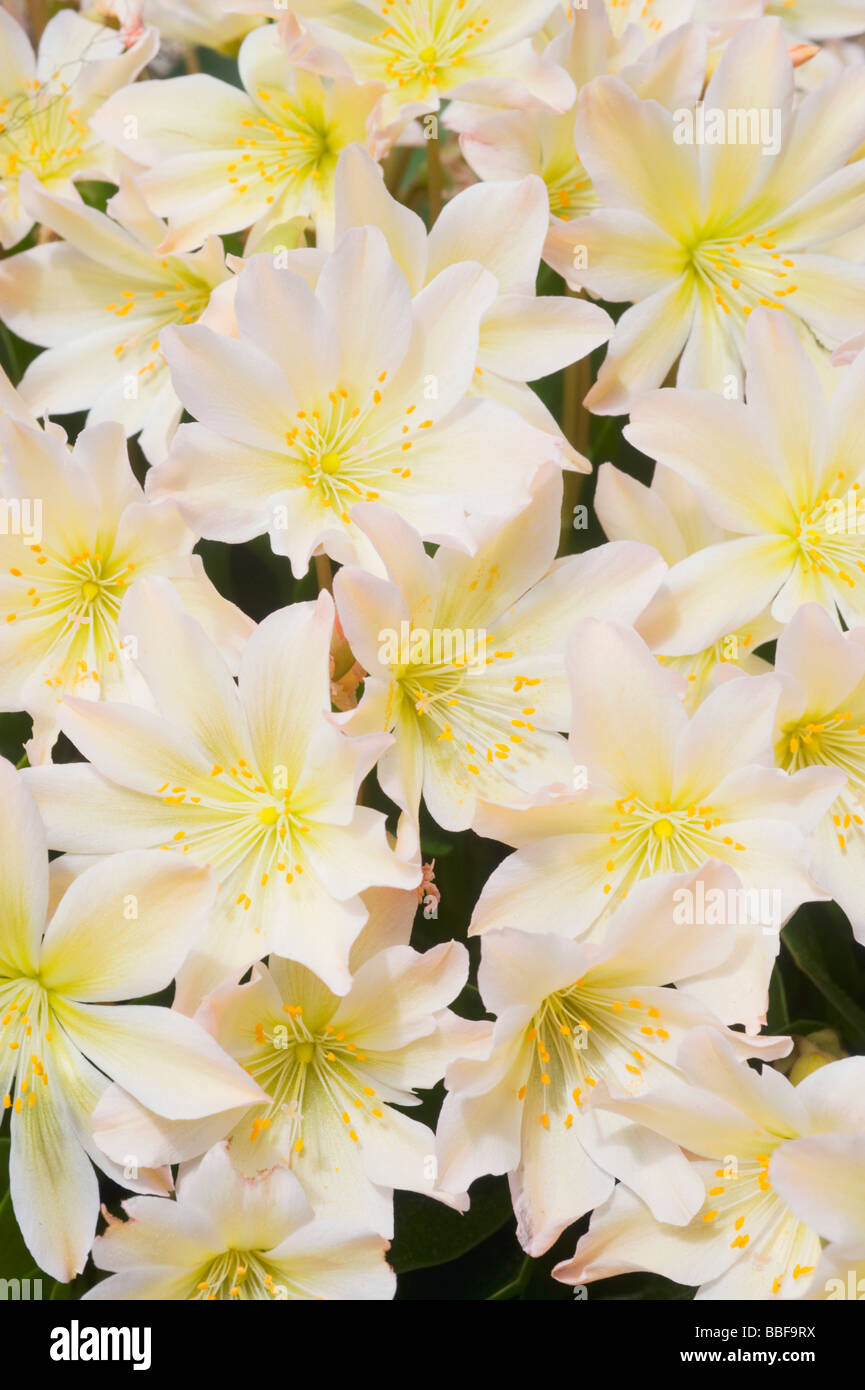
[693, 228, 799, 323]
[524, 985, 672, 1131]
[601, 795, 746, 902]
[192, 1249, 285, 1301]
[0, 978, 53, 1118]
[0, 83, 90, 199]
[243, 1005, 381, 1154]
[369, 1, 491, 90]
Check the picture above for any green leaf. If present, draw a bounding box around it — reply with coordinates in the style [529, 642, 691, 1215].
[0, 1137, 39, 1281]
[782, 918, 865, 1051]
[389, 1175, 513, 1273]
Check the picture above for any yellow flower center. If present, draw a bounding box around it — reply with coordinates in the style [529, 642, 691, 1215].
[80, 580, 100, 603]
[318, 451, 342, 475]
[653, 817, 675, 838]
[257, 806, 280, 827]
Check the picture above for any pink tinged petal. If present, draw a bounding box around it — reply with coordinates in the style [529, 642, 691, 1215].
[334, 145, 428, 292]
[675, 280, 744, 396]
[233, 254, 338, 400]
[92, 1082, 243, 1168]
[350, 496, 442, 617]
[431, 461, 561, 629]
[478, 929, 588, 1017]
[824, 324, 865, 474]
[566, 619, 686, 801]
[775, 602, 865, 713]
[639, 535, 793, 656]
[625, 388, 790, 535]
[0, 10, 36, 94]
[427, 175, 549, 295]
[160, 323, 296, 449]
[393, 396, 551, 522]
[334, 566, 410, 683]
[331, 940, 469, 1051]
[672, 673, 782, 807]
[770, 1134, 865, 1248]
[468, 832, 622, 940]
[88, 1191, 218, 1274]
[793, 1053, 865, 1133]
[57, 1000, 267, 1120]
[761, 65, 865, 212]
[678, 1026, 808, 1137]
[146, 424, 291, 544]
[315, 225, 414, 389]
[744, 310, 827, 503]
[38, 851, 217, 1003]
[586, 863, 744, 988]
[477, 293, 612, 382]
[239, 591, 334, 784]
[579, 1106, 706, 1228]
[119, 576, 251, 761]
[595, 462, 689, 563]
[436, 1065, 526, 1194]
[584, 275, 696, 415]
[784, 254, 865, 347]
[0, 757, 48, 978]
[511, 1087, 615, 1256]
[301, 807, 421, 902]
[22, 762, 206, 854]
[13, 174, 165, 281]
[575, 77, 701, 242]
[551, 210, 688, 300]
[182, 1143, 314, 1252]
[698, 18, 793, 225]
[9, 1066, 100, 1282]
[267, 1221, 395, 1301]
[388, 261, 499, 418]
[553, 1179, 736, 1289]
[56, 695, 215, 796]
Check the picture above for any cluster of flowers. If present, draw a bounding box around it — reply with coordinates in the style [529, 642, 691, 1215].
[0, 0, 864, 1302]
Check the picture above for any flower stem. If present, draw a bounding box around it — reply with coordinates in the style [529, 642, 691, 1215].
[426, 129, 443, 225]
[27, 0, 48, 43]
[315, 554, 333, 595]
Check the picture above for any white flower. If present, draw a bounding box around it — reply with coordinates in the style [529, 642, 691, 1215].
[0, 7, 157, 248]
[625, 311, 865, 651]
[247, 0, 575, 125]
[85, 1141, 395, 1299]
[763, 0, 865, 40]
[554, 1026, 865, 1300]
[770, 1130, 865, 1300]
[437, 865, 790, 1257]
[94, 904, 489, 1236]
[449, 0, 708, 232]
[84, 0, 259, 55]
[319, 144, 613, 468]
[0, 756, 265, 1282]
[555, 18, 865, 411]
[147, 227, 560, 575]
[334, 466, 665, 842]
[91, 23, 393, 255]
[772, 602, 865, 946]
[0, 174, 234, 462]
[0, 418, 252, 763]
[470, 618, 843, 1028]
[595, 461, 778, 710]
[24, 578, 419, 1010]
